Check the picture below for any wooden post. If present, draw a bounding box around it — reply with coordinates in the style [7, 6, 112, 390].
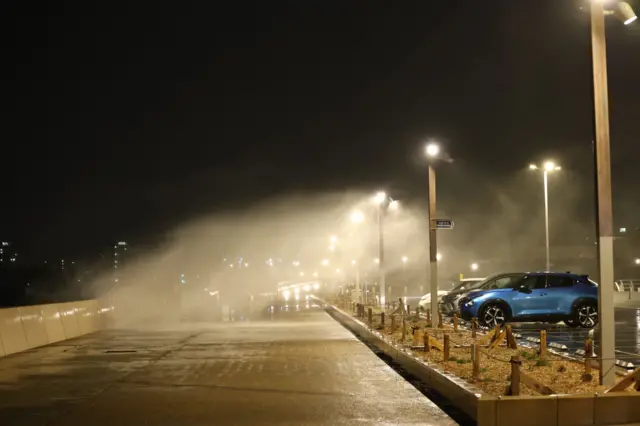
[368, 308, 372, 325]
[505, 325, 517, 349]
[438, 312, 443, 328]
[415, 306, 420, 318]
[424, 330, 430, 353]
[472, 344, 481, 379]
[493, 324, 500, 342]
[380, 312, 385, 327]
[539, 330, 547, 359]
[390, 315, 396, 333]
[443, 334, 450, 361]
[413, 328, 420, 346]
[406, 304, 411, 316]
[585, 338, 593, 376]
[471, 317, 477, 338]
[401, 319, 407, 341]
[453, 313, 458, 331]
[426, 309, 431, 325]
[510, 355, 521, 396]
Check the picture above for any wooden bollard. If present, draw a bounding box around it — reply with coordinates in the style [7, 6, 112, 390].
[390, 315, 396, 333]
[472, 344, 481, 379]
[443, 334, 450, 361]
[493, 324, 500, 341]
[368, 308, 373, 325]
[426, 309, 431, 325]
[401, 319, 407, 341]
[407, 304, 411, 315]
[423, 330, 430, 353]
[380, 312, 385, 327]
[413, 328, 420, 346]
[453, 313, 459, 331]
[438, 312, 443, 328]
[510, 355, 521, 395]
[471, 317, 477, 338]
[415, 306, 420, 318]
[584, 338, 593, 376]
[539, 330, 547, 359]
[505, 325, 517, 349]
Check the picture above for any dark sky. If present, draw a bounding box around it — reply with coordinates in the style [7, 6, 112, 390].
[3, 1, 640, 261]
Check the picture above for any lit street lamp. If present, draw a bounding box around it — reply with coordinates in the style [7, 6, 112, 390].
[371, 191, 399, 307]
[470, 262, 479, 271]
[425, 141, 448, 318]
[529, 161, 561, 271]
[588, 0, 636, 386]
[635, 258, 640, 265]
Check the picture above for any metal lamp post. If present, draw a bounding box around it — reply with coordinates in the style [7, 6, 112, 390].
[588, 0, 636, 386]
[529, 162, 561, 271]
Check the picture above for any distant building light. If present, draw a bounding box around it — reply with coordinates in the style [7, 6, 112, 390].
[1, 242, 8, 246]
[118, 241, 127, 246]
[620, 227, 627, 233]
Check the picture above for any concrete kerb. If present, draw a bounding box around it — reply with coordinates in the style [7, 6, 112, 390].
[325, 302, 640, 426]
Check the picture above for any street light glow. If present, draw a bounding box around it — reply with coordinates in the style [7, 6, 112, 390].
[529, 164, 538, 170]
[544, 161, 556, 171]
[471, 262, 479, 271]
[374, 258, 380, 264]
[388, 200, 399, 211]
[425, 143, 440, 158]
[401, 256, 408, 263]
[635, 258, 640, 265]
[373, 191, 387, 205]
[350, 210, 364, 223]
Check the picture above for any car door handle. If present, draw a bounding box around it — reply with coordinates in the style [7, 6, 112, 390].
[540, 293, 547, 296]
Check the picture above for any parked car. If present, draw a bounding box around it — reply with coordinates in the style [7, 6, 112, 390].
[458, 272, 599, 328]
[420, 278, 485, 313]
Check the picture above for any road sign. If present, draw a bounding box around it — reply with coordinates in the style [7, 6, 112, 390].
[432, 219, 454, 229]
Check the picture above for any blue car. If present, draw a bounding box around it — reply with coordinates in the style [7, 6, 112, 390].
[458, 272, 598, 328]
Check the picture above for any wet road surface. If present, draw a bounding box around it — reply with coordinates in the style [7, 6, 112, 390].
[510, 307, 640, 365]
[0, 305, 456, 425]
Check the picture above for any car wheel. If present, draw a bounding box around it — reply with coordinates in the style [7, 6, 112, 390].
[574, 302, 598, 328]
[564, 318, 579, 328]
[480, 303, 507, 327]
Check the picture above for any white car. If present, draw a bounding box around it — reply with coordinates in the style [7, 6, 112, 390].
[418, 278, 486, 311]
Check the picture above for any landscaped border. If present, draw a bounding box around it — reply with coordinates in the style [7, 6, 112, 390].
[325, 302, 640, 426]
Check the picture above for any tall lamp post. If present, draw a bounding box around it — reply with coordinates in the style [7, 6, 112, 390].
[529, 161, 561, 271]
[588, 0, 636, 386]
[425, 142, 446, 318]
[372, 192, 398, 307]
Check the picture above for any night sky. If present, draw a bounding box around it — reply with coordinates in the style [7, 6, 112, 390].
[3, 1, 640, 262]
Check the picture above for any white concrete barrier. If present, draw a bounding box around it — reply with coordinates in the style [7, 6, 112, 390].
[18, 305, 48, 349]
[0, 299, 105, 358]
[0, 308, 30, 355]
[41, 304, 66, 343]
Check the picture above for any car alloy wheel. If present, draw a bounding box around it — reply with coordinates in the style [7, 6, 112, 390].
[577, 305, 598, 328]
[483, 305, 506, 327]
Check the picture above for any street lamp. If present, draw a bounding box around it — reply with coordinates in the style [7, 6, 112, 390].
[471, 262, 479, 271]
[529, 161, 561, 271]
[350, 210, 364, 224]
[371, 191, 399, 307]
[424, 141, 448, 318]
[588, 0, 636, 386]
[635, 258, 640, 265]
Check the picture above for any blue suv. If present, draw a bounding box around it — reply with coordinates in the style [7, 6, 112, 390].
[458, 272, 598, 328]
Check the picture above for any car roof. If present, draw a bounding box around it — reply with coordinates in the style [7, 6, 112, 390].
[497, 271, 587, 278]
